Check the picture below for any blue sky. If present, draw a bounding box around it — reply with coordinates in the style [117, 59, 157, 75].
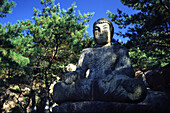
[0, 0, 138, 42]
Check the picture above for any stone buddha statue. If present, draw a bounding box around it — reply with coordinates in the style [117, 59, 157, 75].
[53, 18, 147, 104]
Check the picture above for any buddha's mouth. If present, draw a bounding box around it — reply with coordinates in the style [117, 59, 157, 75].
[98, 35, 106, 38]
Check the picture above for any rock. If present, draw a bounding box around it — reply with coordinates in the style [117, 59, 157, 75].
[142, 90, 170, 106]
[145, 63, 170, 93]
[53, 18, 147, 104]
[49, 77, 60, 95]
[53, 77, 147, 104]
[52, 90, 170, 113]
[52, 101, 148, 113]
[1, 84, 32, 113]
[63, 64, 77, 72]
[63, 64, 90, 78]
[49, 81, 57, 94]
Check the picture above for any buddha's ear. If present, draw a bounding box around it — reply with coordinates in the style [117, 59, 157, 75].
[93, 36, 97, 43]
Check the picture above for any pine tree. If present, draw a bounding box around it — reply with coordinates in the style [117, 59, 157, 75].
[24, 1, 94, 111]
[108, 0, 170, 70]
[0, 0, 16, 17]
[0, 0, 94, 112]
[0, 0, 31, 81]
[0, 1, 34, 112]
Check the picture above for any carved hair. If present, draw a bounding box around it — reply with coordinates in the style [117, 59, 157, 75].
[93, 18, 114, 40]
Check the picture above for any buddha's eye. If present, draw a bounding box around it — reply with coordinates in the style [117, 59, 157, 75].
[103, 24, 109, 30]
[95, 28, 98, 31]
[103, 27, 108, 29]
[94, 26, 100, 32]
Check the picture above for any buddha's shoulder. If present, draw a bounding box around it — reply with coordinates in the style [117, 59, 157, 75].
[81, 47, 93, 53]
[112, 45, 127, 50]
[81, 45, 128, 53]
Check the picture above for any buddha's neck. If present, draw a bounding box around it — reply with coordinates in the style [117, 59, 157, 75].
[104, 43, 111, 46]
[96, 43, 111, 47]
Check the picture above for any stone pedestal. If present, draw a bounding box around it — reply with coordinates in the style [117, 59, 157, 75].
[52, 101, 169, 113]
[52, 90, 170, 113]
[52, 101, 147, 113]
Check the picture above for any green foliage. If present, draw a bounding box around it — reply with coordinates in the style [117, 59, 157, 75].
[26, 0, 94, 78]
[0, 0, 94, 112]
[129, 47, 163, 70]
[0, 0, 16, 17]
[108, 0, 170, 70]
[0, 22, 33, 68]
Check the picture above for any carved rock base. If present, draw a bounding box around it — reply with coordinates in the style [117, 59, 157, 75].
[52, 90, 170, 113]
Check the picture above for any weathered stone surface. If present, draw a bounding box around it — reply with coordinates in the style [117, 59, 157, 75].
[53, 45, 147, 104]
[1, 84, 32, 113]
[145, 63, 170, 93]
[52, 18, 147, 105]
[63, 64, 77, 72]
[53, 75, 147, 104]
[52, 90, 170, 113]
[53, 101, 149, 113]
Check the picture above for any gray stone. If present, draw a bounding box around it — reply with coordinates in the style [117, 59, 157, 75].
[52, 18, 147, 105]
[52, 101, 149, 113]
[52, 90, 170, 113]
[52, 45, 147, 104]
[145, 63, 170, 93]
[53, 76, 147, 104]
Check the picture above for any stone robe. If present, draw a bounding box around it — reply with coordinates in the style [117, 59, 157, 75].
[53, 45, 147, 104]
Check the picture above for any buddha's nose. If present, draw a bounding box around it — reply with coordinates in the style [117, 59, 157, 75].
[99, 33, 103, 36]
[99, 30, 104, 35]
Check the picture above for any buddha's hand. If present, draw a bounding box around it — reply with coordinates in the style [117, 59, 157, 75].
[102, 74, 113, 83]
[64, 71, 78, 84]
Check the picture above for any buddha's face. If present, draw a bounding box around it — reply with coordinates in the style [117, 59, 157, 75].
[94, 22, 111, 45]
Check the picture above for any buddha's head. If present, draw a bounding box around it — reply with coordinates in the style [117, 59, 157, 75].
[93, 18, 114, 46]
